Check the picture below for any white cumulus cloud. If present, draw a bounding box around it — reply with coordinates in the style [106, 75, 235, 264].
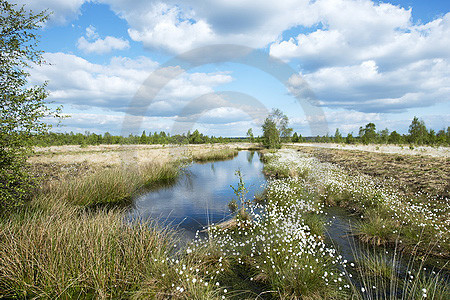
[77, 25, 130, 54]
[29, 52, 233, 117]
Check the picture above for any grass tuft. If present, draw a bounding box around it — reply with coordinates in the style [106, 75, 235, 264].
[192, 149, 238, 163]
[46, 162, 179, 207]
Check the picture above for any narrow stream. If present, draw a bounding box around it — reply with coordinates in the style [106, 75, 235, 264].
[129, 151, 266, 239]
[129, 151, 448, 294]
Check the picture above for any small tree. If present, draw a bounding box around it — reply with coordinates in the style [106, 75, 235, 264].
[246, 128, 254, 143]
[360, 123, 378, 144]
[388, 131, 403, 144]
[140, 130, 147, 144]
[1, 1, 58, 211]
[408, 116, 428, 145]
[379, 128, 389, 144]
[334, 128, 343, 143]
[261, 108, 292, 148]
[262, 118, 280, 148]
[345, 133, 355, 144]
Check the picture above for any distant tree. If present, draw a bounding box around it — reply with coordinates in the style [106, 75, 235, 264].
[360, 123, 378, 144]
[292, 132, 299, 143]
[270, 108, 293, 140]
[140, 130, 147, 144]
[103, 132, 113, 144]
[379, 128, 389, 144]
[435, 128, 448, 145]
[189, 130, 204, 144]
[428, 129, 436, 145]
[388, 131, 403, 144]
[358, 126, 365, 138]
[261, 109, 292, 148]
[262, 118, 280, 148]
[0, 1, 60, 211]
[246, 128, 254, 143]
[408, 116, 428, 145]
[334, 128, 343, 143]
[345, 133, 356, 144]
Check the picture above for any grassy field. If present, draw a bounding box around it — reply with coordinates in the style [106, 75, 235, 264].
[289, 145, 449, 199]
[257, 148, 449, 298]
[1, 143, 449, 299]
[1, 144, 254, 299]
[263, 149, 450, 255]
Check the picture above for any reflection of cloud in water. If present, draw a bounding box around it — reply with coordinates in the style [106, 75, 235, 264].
[129, 151, 265, 236]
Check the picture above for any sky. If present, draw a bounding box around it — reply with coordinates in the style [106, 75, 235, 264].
[13, 0, 450, 137]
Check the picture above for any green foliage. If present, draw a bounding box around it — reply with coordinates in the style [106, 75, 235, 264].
[291, 132, 305, 143]
[54, 163, 179, 207]
[408, 116, 429, 145]
[261, 108, 292, 148]
[32, 130, 248, 146]
[246, 128, 254, 142]
[262, 117, 280, 148]
[192, 148, 238, 162]
[379, 128, 389, 144]
[359, 122, 378, 144]
[388, 130, 403, 144]
[305, 116, 448, 146]
[0, 1, 59, 211]
[230, 170, 249, 209]
[345, 133, 356, 144]
[334, 128, 343, 143]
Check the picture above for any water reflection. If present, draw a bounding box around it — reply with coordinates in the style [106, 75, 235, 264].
[129, 151, 265, 239]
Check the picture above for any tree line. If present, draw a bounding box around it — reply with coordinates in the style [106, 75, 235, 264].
[260, 110, 449, 148]
[34, 115, 449, 148]
[31, 130, 247, 147]
[289, 117, 450, 146]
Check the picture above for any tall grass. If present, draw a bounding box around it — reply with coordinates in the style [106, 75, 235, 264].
[352, 241, 450, 299]
[46, 162, 179, 207]
[0, 204, 220, 298]
[192, 148, 238, 163]
[0, 160, 224, 298]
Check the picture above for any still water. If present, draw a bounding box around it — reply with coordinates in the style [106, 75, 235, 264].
[129, 151, 266, 239]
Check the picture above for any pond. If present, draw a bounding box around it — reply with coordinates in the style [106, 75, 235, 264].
[129, 151, 266, 239]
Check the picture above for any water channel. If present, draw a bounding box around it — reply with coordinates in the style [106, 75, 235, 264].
[129, 150, 448, 295]
[129, 151, 265, 239]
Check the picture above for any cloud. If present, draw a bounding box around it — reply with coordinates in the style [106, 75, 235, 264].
[299, 58, 450, 113]
[101, 0, 317, 53]
[29, 52, 233, 117]
[270, 1, 450, 70]
[77, 25, 130, 54]
[11, 0, 85, 24]
[18, 0, 449, 134]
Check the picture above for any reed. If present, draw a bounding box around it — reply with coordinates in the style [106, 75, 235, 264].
[46, 162, 179, 207]
[192, 149, 239, 163]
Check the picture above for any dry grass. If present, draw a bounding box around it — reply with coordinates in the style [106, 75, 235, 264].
[291, 145, 450, 198]
[0, 202, 220, 299]
[46, 162, 179, 207]
[0, 145, 248, 298]
[288, 143, 450, 158]
[192, 148, 239, 162]
[29, 143, 257, 166]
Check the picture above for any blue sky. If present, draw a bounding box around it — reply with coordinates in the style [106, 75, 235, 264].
[14, 0, 450, 136]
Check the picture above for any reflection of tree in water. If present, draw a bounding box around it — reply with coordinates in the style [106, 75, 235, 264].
[247, 151, 255, 163]
[210, 163, 215, 174]
[181, 168, 195, 191]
